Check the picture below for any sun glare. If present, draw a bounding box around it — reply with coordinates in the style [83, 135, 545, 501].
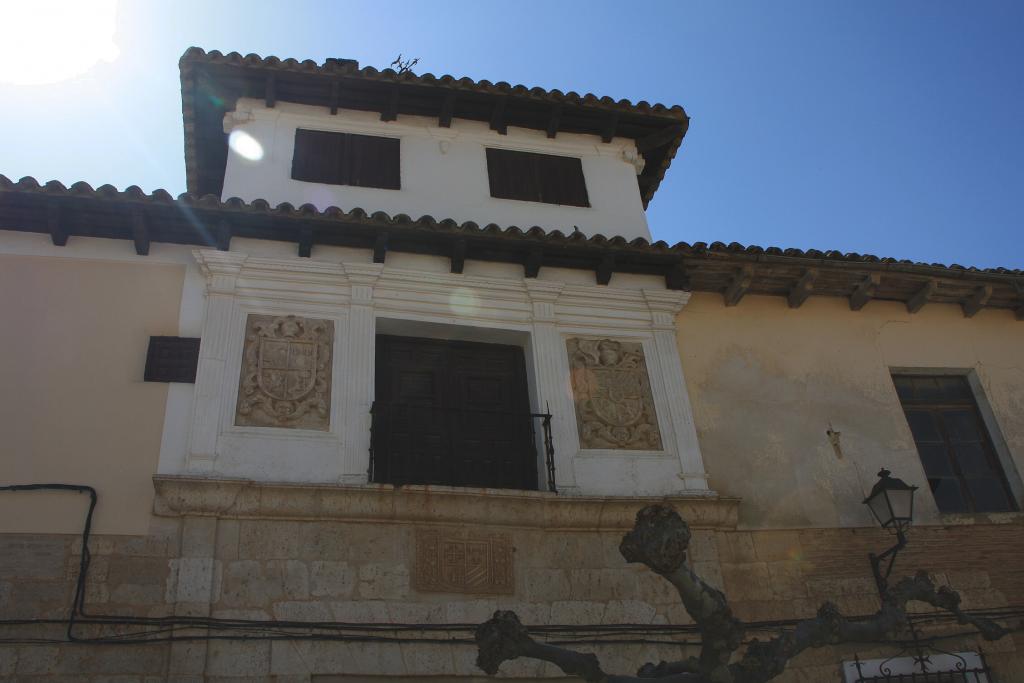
[0, 0, 120, 86]
[229, 130, 265, 162]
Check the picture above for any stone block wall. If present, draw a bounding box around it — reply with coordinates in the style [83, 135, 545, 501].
[1, 509, 1022, 681]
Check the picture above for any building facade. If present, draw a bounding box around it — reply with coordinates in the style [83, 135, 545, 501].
[1, 48, 1022, 681]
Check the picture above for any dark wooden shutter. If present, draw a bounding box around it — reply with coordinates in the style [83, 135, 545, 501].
[349, 134, 401, 190]
[486, 148, 588, 207]
[144, 337, 200, 383]
[487, 148, 541, 203]
[291, 129, 399, 190]
[292, 129, 346, 185]
[372, 336, 538, 491]
[540, 154, 589, 207]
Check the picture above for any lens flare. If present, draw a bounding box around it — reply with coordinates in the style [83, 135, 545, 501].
[229, 130, 265, 162]
[448, 288, 481, 317]
[0, 0, 120, 86]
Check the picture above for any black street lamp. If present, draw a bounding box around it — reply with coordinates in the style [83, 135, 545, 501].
[863, 468, 918, 596]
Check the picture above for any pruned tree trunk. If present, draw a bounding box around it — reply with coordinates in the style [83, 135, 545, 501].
[475, 504, 1010, 683]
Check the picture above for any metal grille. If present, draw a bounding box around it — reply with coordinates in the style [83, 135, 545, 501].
[847, 651, 992, 683]
[852, 671, 990, 682]
[368, 402, 557, 493]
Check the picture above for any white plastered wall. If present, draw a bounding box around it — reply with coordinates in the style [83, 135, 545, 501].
[178, 246, 709, 496]
[220, 99, 652, 241]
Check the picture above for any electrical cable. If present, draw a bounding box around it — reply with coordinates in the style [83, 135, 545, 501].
[1, 484, 1020, 653]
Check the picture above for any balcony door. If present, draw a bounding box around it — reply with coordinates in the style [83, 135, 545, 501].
[371, 335, 538, 490]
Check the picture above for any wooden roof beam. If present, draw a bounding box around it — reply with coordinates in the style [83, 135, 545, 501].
[849, 273, 880, 311]
[297, 227, 313, 258]
[265, 73, 276, 108]
[636, 124, 684, 154]
[787, 268, 817, 308]
[373, 232, 388, 264]
[545, 104, 562, 139]
[906, 280, 937, 314]
[489, 96, 507, 135]
[665, 262, 689, 291]
[524, 247, 543, 279]
[723, 265, 754, 306]
[596, 253, 615, 285]
[439, 92, 456, 128]
[450, 238, 466, 274]
[47, 204, 68, 246]
[215, 220, 232, 251]
[381, 86, 400, 122]
[601, 113, 619, 143]
[329, 81, 339, 115]
[961, 284, 992, 318]
[131, 208, 150, 256]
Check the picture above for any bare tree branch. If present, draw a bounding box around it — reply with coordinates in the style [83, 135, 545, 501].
[475, 611, 703, 683]
[476, 610, 606, 681]
[728, 571, 1010, 683]
[475, 504, 1012, 683]
[620, 505, 743, 682]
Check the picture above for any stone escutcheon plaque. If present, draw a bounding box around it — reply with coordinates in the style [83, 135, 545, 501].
[567, 338, 663, 450]
[235, 314, 334, 430]
[413, 530, 514, 595]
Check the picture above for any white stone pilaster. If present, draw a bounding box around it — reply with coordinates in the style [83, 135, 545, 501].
[339, 263, 384, 483]
[643, 289, 710, 492]
[525, 280, 578, 492]
[187, 250, 247, 472]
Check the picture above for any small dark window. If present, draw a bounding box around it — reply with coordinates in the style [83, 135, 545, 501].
[291, 129, 400, 190]
[893, 374, 1017, 513]
[144, 337, 200, 383]
[486, 148, 589, 207]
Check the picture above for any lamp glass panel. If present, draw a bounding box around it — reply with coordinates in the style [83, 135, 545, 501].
[867, 493, 894, 527]
[889, 488, 914, 522]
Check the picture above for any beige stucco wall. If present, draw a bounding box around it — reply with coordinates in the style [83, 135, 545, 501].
[0, 255, 185, 535]
[678, 292, 1024, 529]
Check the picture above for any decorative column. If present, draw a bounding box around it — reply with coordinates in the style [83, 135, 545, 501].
[643, 289, 711, 492]
[339, 262, 384, 484]
[187, 250, 247, 472]
[525, 280, 579, 493]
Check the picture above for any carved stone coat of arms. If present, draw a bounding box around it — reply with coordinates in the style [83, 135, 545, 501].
[234, 314, 334, 430]
[567, 338, 663, 450]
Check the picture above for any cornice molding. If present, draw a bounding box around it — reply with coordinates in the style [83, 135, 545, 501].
[152, 475, 741, 531]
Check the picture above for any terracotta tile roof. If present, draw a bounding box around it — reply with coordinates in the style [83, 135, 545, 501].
[179, 47, 687, 206]
[1, 174, 1021, 317]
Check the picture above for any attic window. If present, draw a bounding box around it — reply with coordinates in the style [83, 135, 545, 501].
[291, 129, 400, 190]
[486, 148, 589, 207]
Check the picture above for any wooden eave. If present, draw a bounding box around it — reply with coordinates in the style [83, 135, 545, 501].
[2, 175, 1022, 319]
[179, 48, 688, 207]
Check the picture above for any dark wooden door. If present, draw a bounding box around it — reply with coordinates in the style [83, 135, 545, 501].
[372, 335, 538, 490]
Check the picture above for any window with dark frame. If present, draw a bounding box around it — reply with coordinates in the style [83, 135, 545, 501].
[291, 129, 400, 190]
[892, 374, 1017, 514]
[485, 148, 589, 207]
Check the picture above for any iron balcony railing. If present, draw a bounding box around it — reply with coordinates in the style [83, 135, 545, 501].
[368, 402, 557, 493]
[848, 649, 993, 683]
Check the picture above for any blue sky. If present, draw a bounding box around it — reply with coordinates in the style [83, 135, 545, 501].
[1, 1, 1021, 269]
